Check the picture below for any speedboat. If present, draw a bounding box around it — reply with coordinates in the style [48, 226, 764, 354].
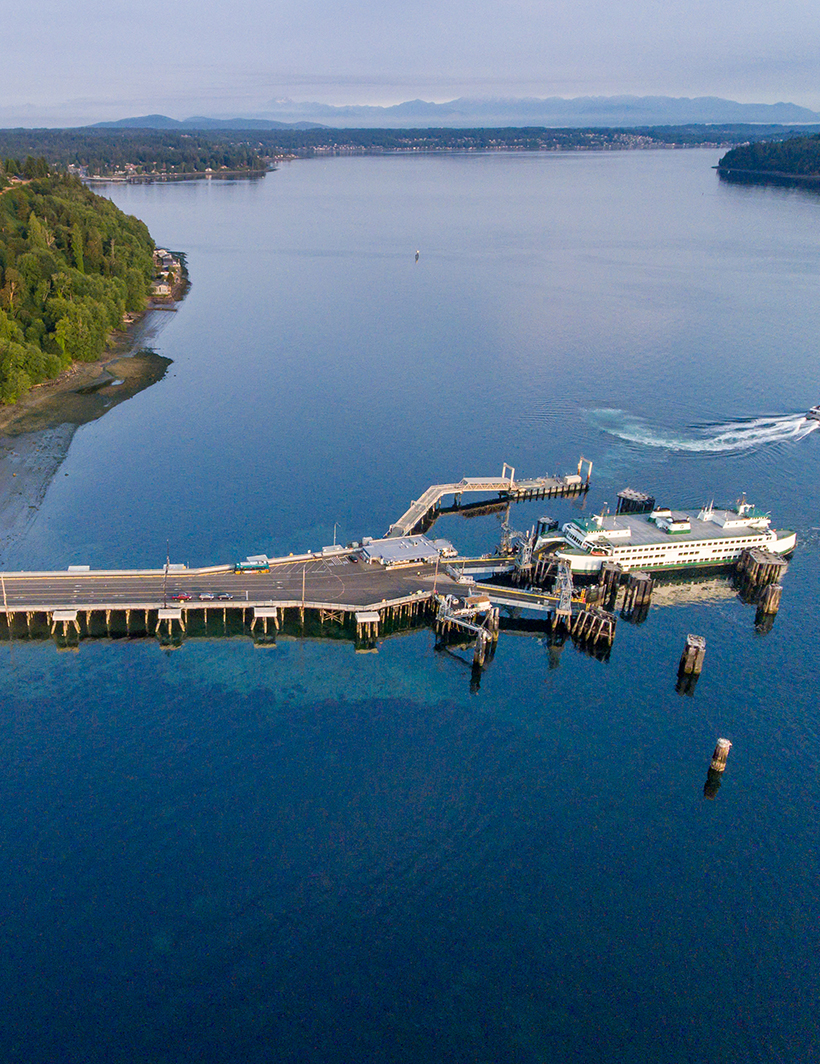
[807, 406, 820, 421]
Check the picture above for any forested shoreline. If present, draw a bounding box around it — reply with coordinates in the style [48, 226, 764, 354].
[0, 160, 154, 403]
[1, 124, 818, 178]
[0, 131, 269, 179]
[718, 133, 820, 177]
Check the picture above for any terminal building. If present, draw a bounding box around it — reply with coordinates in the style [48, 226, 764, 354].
[360, 535, 452, 567]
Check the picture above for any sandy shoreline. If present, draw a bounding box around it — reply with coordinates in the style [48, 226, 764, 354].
[0, 307, 175, 565]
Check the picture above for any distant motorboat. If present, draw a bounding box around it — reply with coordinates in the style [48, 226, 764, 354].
[807, 405, 820, 421]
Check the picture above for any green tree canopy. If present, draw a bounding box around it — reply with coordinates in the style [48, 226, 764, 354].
[0, 172, 155, 403]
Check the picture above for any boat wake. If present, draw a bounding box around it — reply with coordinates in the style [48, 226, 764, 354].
[586, 409, 819, 454]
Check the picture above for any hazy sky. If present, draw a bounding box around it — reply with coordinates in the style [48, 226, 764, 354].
[4, 0, 820, 123]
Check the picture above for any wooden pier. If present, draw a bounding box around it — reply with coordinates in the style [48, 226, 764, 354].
[6, 458, 791, 678]
[0, 533, 618, 672]
[387, 460, 590, 538]
[0, 459, 591, 653]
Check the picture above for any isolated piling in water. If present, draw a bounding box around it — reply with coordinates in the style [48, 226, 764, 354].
[679, 634, 706, 675]
[710, 737, 732, 772]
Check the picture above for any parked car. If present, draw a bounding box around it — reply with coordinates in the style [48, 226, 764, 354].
[199, 592, 216, 601]
[217, 592, 233, 600]
[171, 591, 192, 601]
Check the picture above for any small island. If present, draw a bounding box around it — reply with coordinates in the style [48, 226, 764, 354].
[0, 157, 161, 404]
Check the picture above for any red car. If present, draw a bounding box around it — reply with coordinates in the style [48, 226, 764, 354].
[171, 590, 192, 601]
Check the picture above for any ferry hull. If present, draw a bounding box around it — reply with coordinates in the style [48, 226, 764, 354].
[558, 530, 796, 577]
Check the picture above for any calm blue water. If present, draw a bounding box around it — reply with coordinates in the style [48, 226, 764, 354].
[2, 151, 820, 1062]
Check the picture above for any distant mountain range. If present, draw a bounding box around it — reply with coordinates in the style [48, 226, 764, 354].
[256, 95, 820, 127]
[90, 95, 820, 132]
[92, 114, 324, 131]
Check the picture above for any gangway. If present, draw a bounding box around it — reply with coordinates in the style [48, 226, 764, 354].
[388, 461, 589, 538]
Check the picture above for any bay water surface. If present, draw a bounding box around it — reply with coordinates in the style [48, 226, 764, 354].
[2, 150, 819, 1062]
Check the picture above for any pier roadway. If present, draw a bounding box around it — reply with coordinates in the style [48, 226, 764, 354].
[0, 557, 464, 613]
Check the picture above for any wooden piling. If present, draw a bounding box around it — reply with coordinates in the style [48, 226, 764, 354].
[736, 548, 787, 588]
[679, 634, 706, 675]
[710, 737, 732, 773]
[623, 571, 653, 613]
[758, 582, 782, 615]
[598, 561, 623, 601]
[572, 606, 616, 647]
[616, 488, 655, 515]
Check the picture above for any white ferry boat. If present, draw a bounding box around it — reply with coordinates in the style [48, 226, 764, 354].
[546, 498, 796, 575]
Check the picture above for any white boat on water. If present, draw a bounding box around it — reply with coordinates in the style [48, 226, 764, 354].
[541, 498, 796, 575]
[807, 405, 820, 421]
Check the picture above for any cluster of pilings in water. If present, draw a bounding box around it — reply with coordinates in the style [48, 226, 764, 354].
[568, 605, 617, 649]
[519, 555, 619, 652]
[490, 545, 619, 653]
[585, 562, 654, 625]
[616, 488, 656, 515]
[350, 596, 436, 650]
[734, 546, 788, 631]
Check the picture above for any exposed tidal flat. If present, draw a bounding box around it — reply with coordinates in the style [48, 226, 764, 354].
[0, 310, 173, 566]
[2, 150, 820, 1063]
